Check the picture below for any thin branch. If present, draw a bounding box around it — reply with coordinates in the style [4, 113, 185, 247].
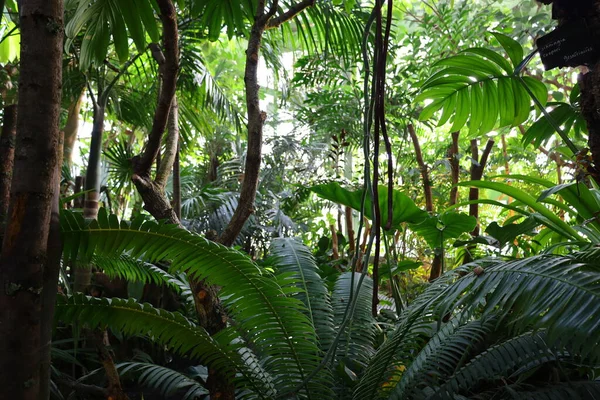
[408, 123, 433, 212]
[134, 0, 179, 176]
[155, 95, 178, 188]
[266, 0, 315, 29]
[99, 50, 147, 106]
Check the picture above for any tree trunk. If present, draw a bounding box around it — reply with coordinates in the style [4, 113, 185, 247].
[469, 139, 494, 237]
[173, 143, 181, 219]
[0, 1, 64, 398]
[0, 104, 17, 238]
[63, 89, 85, 167]
[407, 123, 433, 212]
[448, 131, 459, 206]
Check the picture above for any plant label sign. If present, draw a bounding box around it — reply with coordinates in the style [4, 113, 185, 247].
[537, 21, 598, 70]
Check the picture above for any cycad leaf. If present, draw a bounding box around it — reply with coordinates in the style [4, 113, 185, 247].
[270, 238, 335, 351]
[61, 209, 331, 398]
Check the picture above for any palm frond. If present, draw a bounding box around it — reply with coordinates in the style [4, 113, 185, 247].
[428, 331, 597, 399]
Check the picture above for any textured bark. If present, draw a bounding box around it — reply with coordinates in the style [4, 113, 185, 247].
[83, 104, 105, 220]
[407, 124, 433, 212]
[155, 96, 179, 189]
[581, 67, 600, 181]
[132, 0, 179, 224]
[0, 0, 64, 398]
[172, 144, 181, 218]
[0, 104, 17, 238]
[94, 331, 129, 400]
[133, 2, 179, 176]
[39, 137, 63, 400]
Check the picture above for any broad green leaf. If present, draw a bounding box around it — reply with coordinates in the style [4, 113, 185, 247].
[485, 217, 540, 248]
[435, 55, 503, 77]
[469, 83, 483, 135]
[410, 212, 477, 249]
[479, 79, 498, 134]
[497, 77, 515, 127]
[309, 182, 428, 230]
[521, 76, 548, 109]
[437, 92, 457, 126]
[464, 47, 512, 74]
[457, 180, 583, 241]
[512, 78, 531, 126]
[522, 103, 574, 147]
[450, 88, 470, 132]
[492, 32, 523, 68]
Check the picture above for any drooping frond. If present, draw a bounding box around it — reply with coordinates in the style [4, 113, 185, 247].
[60, 209, 331, 398]
[270, 237, 335, 350]
[117, 362, 208, 400]
[54, 294, 272, 397]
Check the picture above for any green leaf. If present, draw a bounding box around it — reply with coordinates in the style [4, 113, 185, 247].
[410, 212, 477, 249]
[435, 55, 503, 77]
[463, 47, 512, 74]
[497, 77, 515, 127]
[485, 217, 540, 248]
[457, 180, 583, 241]
[310, 183, 429, 230]
[450, 87, 470, 132]
[492, 32, 523, 68]
[522, 103, 574, 147]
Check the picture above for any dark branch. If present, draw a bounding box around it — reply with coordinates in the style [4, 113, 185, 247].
[266, 0, 315, 29]
[134, 0, 179, 176]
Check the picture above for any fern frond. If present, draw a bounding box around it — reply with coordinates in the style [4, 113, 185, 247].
[333, 273, 377, 369]
[270, 238, 335, 350]
[430, 331, 596, 399]
[54, 295, 272, 398]
[393, 316, 498, 399]
[61, 209, 331, 398]
[92, 254, 179, 290]
[117, 362, 208, 399]
[352, 266, 472, 400]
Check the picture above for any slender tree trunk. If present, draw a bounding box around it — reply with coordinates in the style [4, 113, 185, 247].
[63, 89, 85, 168]
[0, 1, 64, 398]
[407, 124, 433, 212]
[83, 104, 106, 220]
[448, 131, 459, 206]
[173, 143, 181, 219]
[469, 139, 494, 237]
[0, 104, 17, 238]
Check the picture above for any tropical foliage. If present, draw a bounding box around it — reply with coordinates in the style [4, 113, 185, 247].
[1, 0, 599, 399]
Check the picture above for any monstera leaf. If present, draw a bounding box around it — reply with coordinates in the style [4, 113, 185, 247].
[416, 32, 547, 136]
[309, 182, 428, 230]
[411, 212, 477, 249]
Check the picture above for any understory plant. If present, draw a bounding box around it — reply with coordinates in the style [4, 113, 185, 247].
[54, 208, 600, 399]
